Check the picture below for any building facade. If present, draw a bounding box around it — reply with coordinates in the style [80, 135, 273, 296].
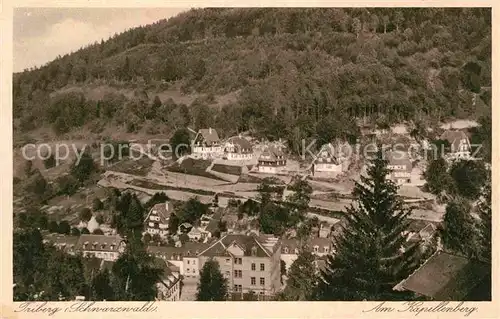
[192, 128, 223, 159]
[440, 130, 471, 160]
[312, 143, 350, 178]
[154, 258, 182, 301]
[223, 136, 254, 160]
[144, 201, 173, 238]
[75, 234, 126, 261]
[198, 234, 282, 298]
[386, 150, 412, 185]
[257, 145, 287, 174]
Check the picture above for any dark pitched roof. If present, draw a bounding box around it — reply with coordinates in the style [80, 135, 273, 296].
[386, 150, 412, 172]
[258, 145, 286, 162]
[43, 234, 79, 249]
[314, 143, 350, 164]
[198, 128, 220, 144]
[199, 241, 232, 257]
[199, 234, 277, 257]
[153, 258, 180, 289]
[281, 237, 333, 254]
[440, 130, 470, 152]
[226, 136, 253, 154]
[76, 234, 124, 252]
[145, 202, 173, 224]
[395, 251, 490, 300]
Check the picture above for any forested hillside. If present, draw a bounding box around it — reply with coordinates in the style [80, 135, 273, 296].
[13, 8, 491, 149]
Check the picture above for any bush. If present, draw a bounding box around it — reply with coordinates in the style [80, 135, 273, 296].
[81, 227, 90, 234]
[55, 175, 79, 196]
[71, 227, 81, 236]
[92, 228, 104, 235]
[58, 220, 71, 235]
[95, 214, 105, 225]
[43, 154, 57, 169]
[92, 198, 104, 211]
[79, 208, 92, 222]
[48, 221, 59, 233]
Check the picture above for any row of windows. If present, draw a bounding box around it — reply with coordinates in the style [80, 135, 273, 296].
[186, 268, 197, 274]
[258, 161, 286, 166]
[250, 277, 265, 286]
[250, 263, 265, 271]
[186, 259, 196, 265]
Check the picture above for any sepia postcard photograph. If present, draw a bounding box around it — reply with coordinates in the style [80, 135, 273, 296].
[1, 2, 497, 318]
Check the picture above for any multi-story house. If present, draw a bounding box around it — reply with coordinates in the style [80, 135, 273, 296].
[75, 234, 126, 261]
[43, 234, 80, 255]
[257, 145, 287, 174]
[192, 128, 223, 159]
[386, 150, 412, 185]
[440, 130, 471, 160]
[147, 242, 210, 279]
[144, 201, 173, 238]
[280, 237, 334, 272]
[312, 143, 350, 178]
[198, 234, 281, 299]
[223, 136, 254, 160]
[153, 258, 182, 301]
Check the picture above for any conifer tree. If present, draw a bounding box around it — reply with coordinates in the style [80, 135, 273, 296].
[477, 181, 491, 261]
[277, 249, 316, 300]
[196, 259, 228, 301]
[440, 198, 480, 258]
[315, 147, 419, 301]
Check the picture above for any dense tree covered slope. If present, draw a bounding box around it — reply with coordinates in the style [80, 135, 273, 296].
[13, 8, 491, 145]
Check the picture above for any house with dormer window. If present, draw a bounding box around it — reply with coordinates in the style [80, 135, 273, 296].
[312, 142, 351, 178]
[75, 234, 126, 261]
[257, 144, 287, 174]
[192, 128, 223, 159]
[144, 201, 173, 238]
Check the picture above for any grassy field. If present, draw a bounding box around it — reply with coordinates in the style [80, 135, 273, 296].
[211, 164, 242, 176]
[128, 179, 217, 196]
[166, 158, 225, 181]
[107, 156, 154, 176]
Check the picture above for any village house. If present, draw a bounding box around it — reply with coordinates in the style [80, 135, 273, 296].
[75, 234, 126, 261]
[312, 143, 350, 178]
[386, 150, 412, 185]
[223, 135, 254, 160]
[187, 226, 211, 242]
[280, 237, 334, 272]
[144, 201, 173, 238]
[192, 128, 223, 159]
[153, 258, 182, 301]
[402, 220, 439, 252]
[257, 145, 287, 174]
[147, 242, 210, 279]
[439, 130, 471, 160]
[43, 234, 79, 255]
[198, 234, 282, 299]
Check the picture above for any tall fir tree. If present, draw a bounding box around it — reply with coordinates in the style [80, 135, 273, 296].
[477, 181, 491, 261]
[314, 147, 419, 301]
[196, 259, 228, 301]
[277, 249, 317, 300]
[440, 198, 480, 258]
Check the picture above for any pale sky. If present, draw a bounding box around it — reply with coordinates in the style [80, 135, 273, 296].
[13, 8, 187, 72]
